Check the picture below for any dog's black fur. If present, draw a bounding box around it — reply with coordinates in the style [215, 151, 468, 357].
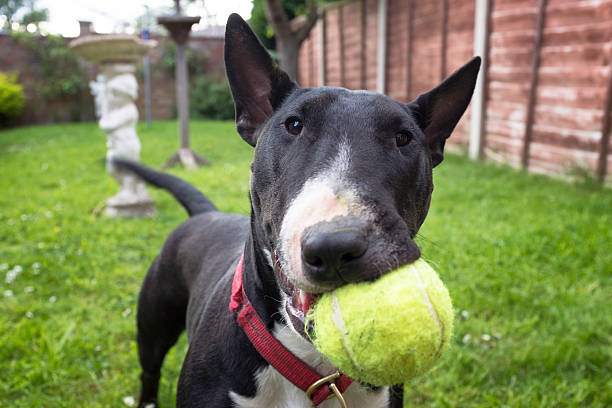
[121, 14, 480, 408]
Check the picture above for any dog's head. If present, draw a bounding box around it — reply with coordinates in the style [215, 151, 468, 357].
[225, 14, 480, 336]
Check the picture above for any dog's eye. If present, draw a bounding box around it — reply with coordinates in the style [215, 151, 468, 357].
[395, 131, 412, 147]
[285, 117, 303, 135]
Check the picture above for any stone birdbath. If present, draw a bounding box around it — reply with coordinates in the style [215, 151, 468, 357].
[70, 35, 156, 217]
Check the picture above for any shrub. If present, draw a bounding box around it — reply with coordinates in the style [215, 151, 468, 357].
[14, 32, 86, 99]
[0, 72, 25, 126]
[189, 76, 235, 120]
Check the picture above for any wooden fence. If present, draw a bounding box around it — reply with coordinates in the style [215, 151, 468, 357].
[297, 0, 612, 184]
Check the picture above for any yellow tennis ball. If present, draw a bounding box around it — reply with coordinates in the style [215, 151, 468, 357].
[305, 258, 453, 386]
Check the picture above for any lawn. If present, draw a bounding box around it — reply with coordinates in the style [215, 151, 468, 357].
[1, 121, 610, 407]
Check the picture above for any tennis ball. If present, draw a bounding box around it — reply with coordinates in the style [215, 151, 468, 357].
[305, 258, 453, 386]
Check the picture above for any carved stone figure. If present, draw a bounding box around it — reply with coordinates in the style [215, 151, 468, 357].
[89, 74, 105, 118]
[98, 64, 155, 216]
[71, 35, 156, 217]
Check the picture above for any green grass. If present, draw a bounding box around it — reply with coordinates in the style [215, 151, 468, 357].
[1, 122, 610, 407]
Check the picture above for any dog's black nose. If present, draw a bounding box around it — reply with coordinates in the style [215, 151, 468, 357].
[301, 218, 369, 285]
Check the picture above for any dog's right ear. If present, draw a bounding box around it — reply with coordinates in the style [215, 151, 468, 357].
[224, 14, 297, 146]
[407, 57, 481, 167]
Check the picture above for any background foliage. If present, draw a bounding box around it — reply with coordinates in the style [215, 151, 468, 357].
[249, 0, 336, 50]
[0, 71, 25, 127]
[158, 38, 234, 120]
[12, 32, 87, 100]
[189, 76, 234, 120]
[0, 0, 48, 31]
[157, 38, 206, 78]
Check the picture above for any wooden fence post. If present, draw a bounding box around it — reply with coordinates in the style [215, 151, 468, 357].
[597, 60, 612, 183]
[521, 0, 548, 169]
[309, 35, 315, 87]
[318, 10, 327, 86]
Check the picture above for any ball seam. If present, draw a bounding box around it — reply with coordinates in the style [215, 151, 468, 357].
[411, 264, 444, 355]
[331, 292, 362, 372]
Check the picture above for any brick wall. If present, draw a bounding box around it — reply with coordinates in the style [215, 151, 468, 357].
[0, 32, 226, 125]
[297, 0, 612, 183]
[0, 34, 95, 124]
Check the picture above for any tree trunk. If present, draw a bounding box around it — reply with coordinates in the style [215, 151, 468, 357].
[277, 37, 300, 81]
[263, 0, 320, 81]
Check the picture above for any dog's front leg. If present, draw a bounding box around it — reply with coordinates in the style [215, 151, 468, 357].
[389, 385, 404, 408]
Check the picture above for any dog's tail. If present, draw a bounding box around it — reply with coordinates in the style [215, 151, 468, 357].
[113, 159, 217, 216]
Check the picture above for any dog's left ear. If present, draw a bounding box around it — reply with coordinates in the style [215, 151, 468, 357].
[407, 57, 481, 167]
[224, 13, 298, 146]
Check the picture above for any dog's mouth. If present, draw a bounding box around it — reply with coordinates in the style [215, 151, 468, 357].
[287, 294, 321, 339]
[273, 252, 321, 336]
[285, 283, 319, 325]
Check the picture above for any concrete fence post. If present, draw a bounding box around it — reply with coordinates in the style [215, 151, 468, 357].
[406, 0, 415, 100]
[440, 0, 449, 80]
[469, 0, 491, 160]
[376, 0, 388, 94]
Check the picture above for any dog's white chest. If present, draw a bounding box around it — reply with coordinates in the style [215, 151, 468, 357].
[229, 364, 389, 408]
[229, 324, 389, 408]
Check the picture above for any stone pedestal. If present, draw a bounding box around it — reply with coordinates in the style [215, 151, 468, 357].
[158, 14, 209, 169]
[70, 35, 156, 217]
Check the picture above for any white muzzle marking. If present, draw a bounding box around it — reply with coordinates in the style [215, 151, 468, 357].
[278, 140, 365, 292]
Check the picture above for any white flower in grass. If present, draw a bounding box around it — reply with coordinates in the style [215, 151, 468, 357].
[32, 262, 41, 270]
[481, 334, 491, 342]
[122, 308, 132, 317]
[0, 263, 8, 271]
[460, 310, 469, 320]
[4, 290, 13, 297]
[37, 242, 45, 249]
[6, 271, 16, 284]
[45, 210, 53, 218]
[94, 345, 102, 352]
[48, 296, 57, 303]
[6, 266, 22, 284]
[26, 311, 33, 318]
[123, 396, 135, 407]
[462, 334, 471, 344]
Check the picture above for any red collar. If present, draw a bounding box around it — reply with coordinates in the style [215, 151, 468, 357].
[230, 253, 353, 406]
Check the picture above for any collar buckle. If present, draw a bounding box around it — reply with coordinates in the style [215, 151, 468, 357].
[306, 372, 348, 408]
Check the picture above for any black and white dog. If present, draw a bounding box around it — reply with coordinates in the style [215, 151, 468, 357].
[121, 13, 480, 408]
